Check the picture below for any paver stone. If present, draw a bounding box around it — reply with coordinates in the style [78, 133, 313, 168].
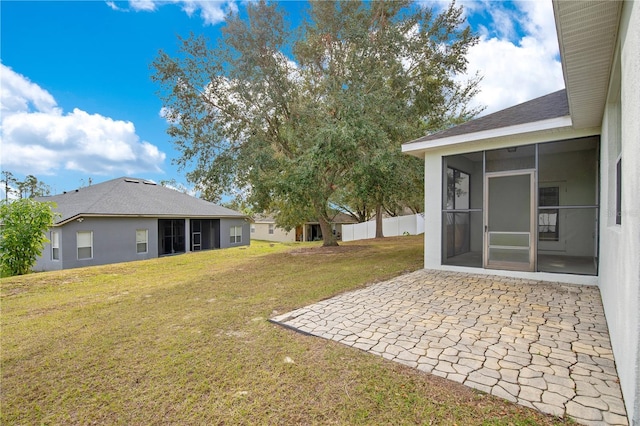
[544, 373, 574, 388]
[541, 390, 570, 407]
[518, 376, 547, 390]
[492, 384, 518, 403]
[467, 370, 499, 386]
[547, 383, 576, 400]
[434, 360, 457, 374]
[566, 401, 603, 421]
[602, 411, 630, 425]
[532, 402, 565, 418]
[519, 385, 543, 402]
[602, 394, 628, 416]
[500, 368, 519, 383]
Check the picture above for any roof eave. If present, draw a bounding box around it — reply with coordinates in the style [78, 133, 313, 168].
[553, 1, 622, 129]
[402, 116, 573, 156]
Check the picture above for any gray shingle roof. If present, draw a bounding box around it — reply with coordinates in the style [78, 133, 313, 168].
[37, 177, 245, 224]
[405, 89, 569, 144]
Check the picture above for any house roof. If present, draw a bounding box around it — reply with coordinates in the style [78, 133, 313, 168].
[252, 214, 277, 224]
[402, 90, 573, 155]
[405, 89, 569, 145]
[37, 177, 246, 225]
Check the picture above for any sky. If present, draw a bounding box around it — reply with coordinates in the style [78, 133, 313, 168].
[0, 0, 564, 199]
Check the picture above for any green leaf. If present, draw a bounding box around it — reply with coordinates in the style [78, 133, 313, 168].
[0, 199, 58, 277]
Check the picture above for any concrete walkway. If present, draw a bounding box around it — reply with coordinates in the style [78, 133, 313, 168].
[271, 270, 628, 425]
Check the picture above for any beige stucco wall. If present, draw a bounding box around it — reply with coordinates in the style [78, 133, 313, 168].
[251, 222, 296, 243]
[598, 2, 640, 423]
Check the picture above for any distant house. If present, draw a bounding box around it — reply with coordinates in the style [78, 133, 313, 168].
[251, 214, 357, 243]
[35, 177, 250, 271]
[402, 2, 639, 423]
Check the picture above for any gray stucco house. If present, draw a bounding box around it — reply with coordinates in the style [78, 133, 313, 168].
[35, 177, 250, 271]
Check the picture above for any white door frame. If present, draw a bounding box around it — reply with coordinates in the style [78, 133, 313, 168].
[483, 169, 537, 272]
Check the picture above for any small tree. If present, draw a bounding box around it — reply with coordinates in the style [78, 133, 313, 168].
[0, 199, 57, 277]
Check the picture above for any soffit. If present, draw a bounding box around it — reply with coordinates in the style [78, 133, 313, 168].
[554, 0, 622, 129]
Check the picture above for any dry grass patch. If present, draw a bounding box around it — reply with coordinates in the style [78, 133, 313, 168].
[2, 236, 572, 425]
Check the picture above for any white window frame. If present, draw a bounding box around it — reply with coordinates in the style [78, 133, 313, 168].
[268, 223, 274, 234]
[51, 230, 60, 260]
[77, 231, 93, 260]
[230, 226, 242, 244]
[136, 229, 148, 254]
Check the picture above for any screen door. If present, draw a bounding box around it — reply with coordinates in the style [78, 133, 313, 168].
[484, 171, 535, 271]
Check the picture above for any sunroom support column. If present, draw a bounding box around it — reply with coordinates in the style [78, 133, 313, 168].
[424, 153, 442, 269]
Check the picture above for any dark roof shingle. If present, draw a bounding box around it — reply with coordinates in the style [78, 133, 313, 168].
[37, 177, 245, 224]
[406, 89, 569, 144]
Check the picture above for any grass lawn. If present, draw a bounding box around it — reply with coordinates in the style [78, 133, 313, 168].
[1, 236, 572, 425]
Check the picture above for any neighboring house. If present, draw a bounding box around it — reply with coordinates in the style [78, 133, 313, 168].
[402, 2, 639, 423]
[251, 214, 357, 242]
[34, 177, 250, 271]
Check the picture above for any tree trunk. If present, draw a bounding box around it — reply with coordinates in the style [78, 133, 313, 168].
[318, 215, 338, 247]
[375, 204, 384, 238]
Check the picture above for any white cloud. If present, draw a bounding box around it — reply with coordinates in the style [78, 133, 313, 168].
[121, 0, 237, 26]
[0, 64, 59, 116]
[0, 64, 166, 176]
[106, 1, 123, 12]
[460, 0, 564, 115]
[129, 0, 157, 12]
[158, 106, 176, 123]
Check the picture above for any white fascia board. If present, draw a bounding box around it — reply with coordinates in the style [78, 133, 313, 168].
[402, 116, 574, 155]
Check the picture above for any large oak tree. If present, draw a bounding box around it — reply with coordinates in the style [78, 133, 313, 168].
[152, 0, 481, 246]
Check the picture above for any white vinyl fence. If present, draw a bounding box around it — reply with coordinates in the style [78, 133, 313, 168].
[341, 214, 424, 242]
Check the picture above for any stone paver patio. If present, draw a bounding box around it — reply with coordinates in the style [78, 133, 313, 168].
[271, 270, 628, 425]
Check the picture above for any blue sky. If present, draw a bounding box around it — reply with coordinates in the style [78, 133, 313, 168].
[1, 0, 564, 198]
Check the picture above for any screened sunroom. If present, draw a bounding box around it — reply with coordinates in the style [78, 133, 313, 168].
[441, 136, 599, 275]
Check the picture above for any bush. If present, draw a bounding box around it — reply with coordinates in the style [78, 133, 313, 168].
[0, 199, 57, 277]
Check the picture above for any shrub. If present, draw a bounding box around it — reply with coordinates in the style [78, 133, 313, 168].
[0, 199, 57, 277]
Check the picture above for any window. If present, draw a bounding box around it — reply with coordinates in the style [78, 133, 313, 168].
[136, 229, 148, 254]
[77, 231, 93, 260]
[230, 226, 242, 244]
[538, 187, 559, 241]
[51, 231, 60, 260]
[268, 223, 274, 234]
[250, 225, 255, 233]
[616, 158, 622, 225]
